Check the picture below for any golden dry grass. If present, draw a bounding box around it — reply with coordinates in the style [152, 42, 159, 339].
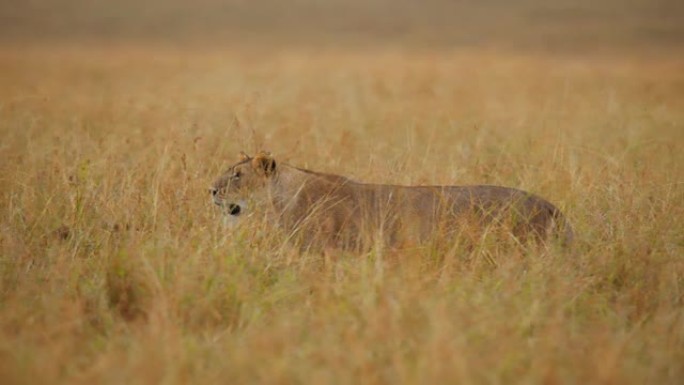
[1, 44, 683, 384]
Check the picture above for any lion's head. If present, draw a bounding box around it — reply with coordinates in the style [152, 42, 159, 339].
[210, 151, 277, 217]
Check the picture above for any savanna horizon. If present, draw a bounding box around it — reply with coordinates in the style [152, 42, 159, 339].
[1, 43, 683, 384]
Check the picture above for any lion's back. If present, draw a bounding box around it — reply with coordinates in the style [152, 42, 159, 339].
[276, 168, 572, 249]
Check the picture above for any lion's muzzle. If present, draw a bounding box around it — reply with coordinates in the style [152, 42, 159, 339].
[210, 187, 223, 207]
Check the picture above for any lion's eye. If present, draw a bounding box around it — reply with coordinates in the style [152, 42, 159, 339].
[233, 171, 241, 179]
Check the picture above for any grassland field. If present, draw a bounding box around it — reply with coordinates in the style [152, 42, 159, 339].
[0, 44, 683, 384]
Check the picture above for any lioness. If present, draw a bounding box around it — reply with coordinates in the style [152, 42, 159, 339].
[211, 152, 573, 251]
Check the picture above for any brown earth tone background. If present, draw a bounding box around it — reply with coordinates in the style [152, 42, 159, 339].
[1, 1, 683, 385]
[1, 0, 683, 53]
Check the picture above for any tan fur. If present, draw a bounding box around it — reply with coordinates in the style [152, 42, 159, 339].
[211, 152, 574, 251]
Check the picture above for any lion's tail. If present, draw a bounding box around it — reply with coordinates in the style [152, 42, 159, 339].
[548, 206, 574, 247]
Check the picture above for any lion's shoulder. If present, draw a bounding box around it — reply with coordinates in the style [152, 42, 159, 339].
[291, 166, 355, 184]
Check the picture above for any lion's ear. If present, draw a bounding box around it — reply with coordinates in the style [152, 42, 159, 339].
[238, 151, 250, 162]
[252, 152, 277, 176]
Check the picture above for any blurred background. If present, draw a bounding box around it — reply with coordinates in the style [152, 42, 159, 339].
[2, 0, 683, 54]
[1, 3, 684, 384]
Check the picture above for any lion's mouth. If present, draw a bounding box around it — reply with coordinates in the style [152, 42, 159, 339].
[226, 203, 241, 216]
[212, 195, 244, 216]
